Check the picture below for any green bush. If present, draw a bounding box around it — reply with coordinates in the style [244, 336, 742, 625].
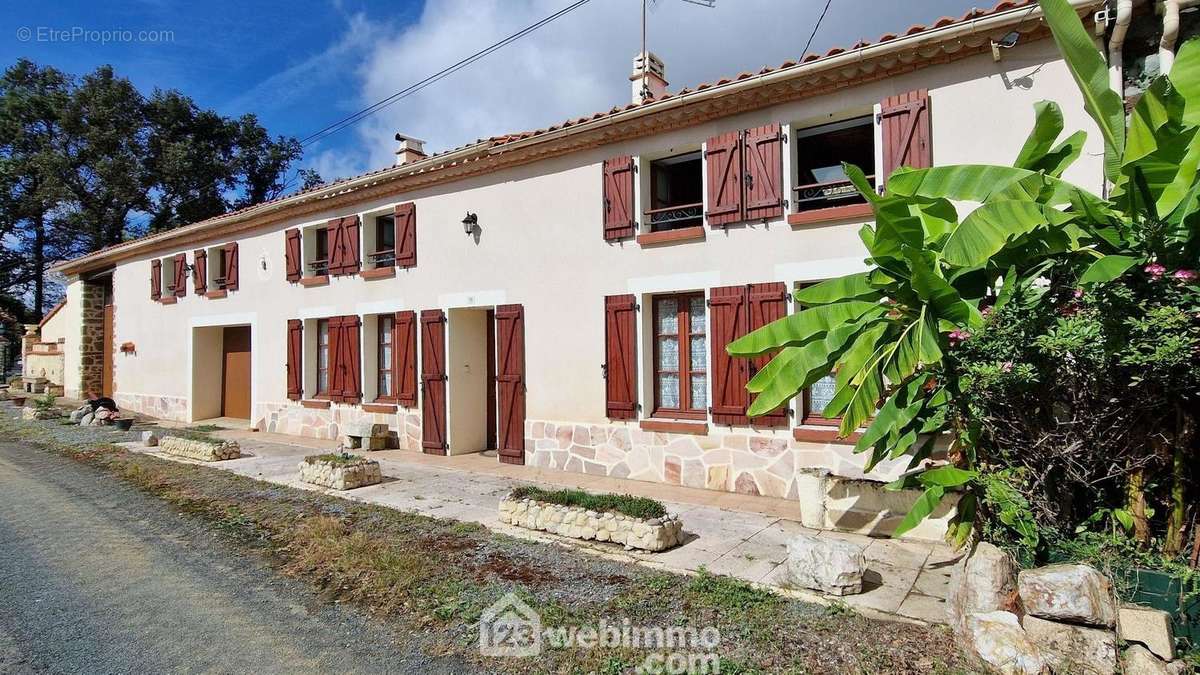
[508, 485, 666, 520]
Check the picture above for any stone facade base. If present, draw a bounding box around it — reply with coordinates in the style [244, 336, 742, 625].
[256, 402, 421, 450]
[116, 393, 188, 422]
[298, 456, 382, 490]
[498, 497, 683, 552]
[160, 436, 241, 461]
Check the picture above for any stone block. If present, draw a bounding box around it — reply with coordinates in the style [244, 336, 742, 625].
[297, 456, 382, 490]
[160, 436, 241, 462]
[1118, 605, 1175, 660]
[946, 541, 1019, 636]
[1023, 615, 1117, 675]
[785, 533, 865, 596]
[1122, 645, 1189, 675]
[498, 496, 682, 552]
[1019, 564, 1116, 627]
[964, 611, 1046, 675]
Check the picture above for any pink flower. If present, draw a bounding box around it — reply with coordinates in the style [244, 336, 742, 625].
[1001, 361, 1013, 373]
[1173, 269, 1197, 282]
[1073, 288, 1084, 299]
[1145, 263, 1167, 278]
[948, 329, 971, 346]
[981, 306, 993, 317]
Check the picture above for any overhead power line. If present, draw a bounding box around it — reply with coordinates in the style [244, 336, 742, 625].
[300, 0, 595, 148]
[800, 0, 833, 59]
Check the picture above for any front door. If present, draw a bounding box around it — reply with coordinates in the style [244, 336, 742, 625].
[101, 304, 114, 398]
[221, 326, 251, 419]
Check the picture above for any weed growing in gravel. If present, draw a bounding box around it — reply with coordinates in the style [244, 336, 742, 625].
[508, 485, 666, 519]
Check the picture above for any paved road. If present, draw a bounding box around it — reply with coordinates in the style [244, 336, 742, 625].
[0, 442, 467, 674]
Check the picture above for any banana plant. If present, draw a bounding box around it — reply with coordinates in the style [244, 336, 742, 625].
[728, 0, 1200, 542]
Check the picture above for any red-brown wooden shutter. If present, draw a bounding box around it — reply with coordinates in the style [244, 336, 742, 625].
[709, 285, 749, 425]
[173, 253, 187, 297]
[743, 124, 784, 221]
[394, 310, 417, 407]
[286, 319, 303, 400]
[395, 202, 416, 268]
[495, 304, 526, 465]
[340, 315, 362, 403]
[193, 249, 207, 295]
[284, 228, 302, 282]
[705, 130, 744, 227]
[602, 155, 635, 241]
[747, 282, 790, 427]
[150, 259, 161, 300]
[327, 316, 343, 399]
[224, 242, 239, 291]
[421, 309, 447, 453]
[328, 217, 361, 276]
[880, 89, 932, 184]
[604, 294, 639, 420]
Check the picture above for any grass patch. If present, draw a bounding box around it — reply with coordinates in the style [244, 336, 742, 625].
[305, 452, 372, 467]
[508, 485, 666, 520]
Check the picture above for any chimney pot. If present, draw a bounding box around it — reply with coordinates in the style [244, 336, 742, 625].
[394, 134, 427, 166]
[630, 51, 668, 103]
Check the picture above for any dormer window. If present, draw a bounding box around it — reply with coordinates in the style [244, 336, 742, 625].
[646, 151, 703, 232]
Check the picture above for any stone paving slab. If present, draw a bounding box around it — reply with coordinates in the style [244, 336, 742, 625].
[115, 432, 959, 625]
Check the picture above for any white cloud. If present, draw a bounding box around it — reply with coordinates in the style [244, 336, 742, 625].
[309, 0, 984, 177]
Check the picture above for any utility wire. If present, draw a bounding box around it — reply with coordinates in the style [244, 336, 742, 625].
[300, 0, 594, 147]
[800, 0, 834, 59]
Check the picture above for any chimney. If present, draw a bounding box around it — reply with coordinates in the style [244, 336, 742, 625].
[394, 134, 427, 166]
[630, 51, 667, 103]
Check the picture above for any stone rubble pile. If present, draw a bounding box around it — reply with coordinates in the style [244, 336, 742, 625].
[298, 455, 382, 490]
[70, 403, 119, 427]
[946, 542, 1188, 674]
[498, 496, 683, 552]
[784, 533, 866, 596]
[160, 436, 241, 462]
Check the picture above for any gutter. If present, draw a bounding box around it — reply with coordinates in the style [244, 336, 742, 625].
[53, 0, 1104, 276]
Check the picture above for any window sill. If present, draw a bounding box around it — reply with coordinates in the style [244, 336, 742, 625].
[301, 399, 331, 409]
[787, 202, 873, 227]
[158, 297, 178, 305]
[792, 426, 861, 444]
[640, 419, 708, 436]
[204, 289, 228, 299]
[636, 225, 705, 247]
[363, 402, 397, 413]
[361, 267, 395, 280]
[300, 275, 329, 287]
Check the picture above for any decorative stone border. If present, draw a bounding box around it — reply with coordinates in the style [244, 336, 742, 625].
[160, 436, 242, 462]
[298, 455, 382, 490]
[498, 497, 683, 552]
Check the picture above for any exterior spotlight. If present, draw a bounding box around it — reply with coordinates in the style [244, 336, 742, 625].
[462, 212, 478, 235]
[991, 31, 1020, 61]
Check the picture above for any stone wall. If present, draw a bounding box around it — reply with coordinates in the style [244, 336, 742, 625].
[523, 419, 912, 498]
[78, 282, 107, 395]
[116, 392, 188, 422]
[298, 456, 382, 490]
[255, 401, 421, 450]
[498, 496, 684, 552]
[160, 436, 241, 461]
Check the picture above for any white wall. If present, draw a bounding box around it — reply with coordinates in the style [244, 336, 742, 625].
[86, 37, 1103, 429]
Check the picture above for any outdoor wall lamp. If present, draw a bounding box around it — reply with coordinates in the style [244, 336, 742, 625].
[462, 212, 478, 235]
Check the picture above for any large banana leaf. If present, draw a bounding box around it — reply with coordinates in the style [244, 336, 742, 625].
[726, 301, 885, 357]
[1169, 38, 1200, 126]
[1013, 100, 1085, 177]
[1039, 0, 1126, 181]
[942, 199, 1074, 267]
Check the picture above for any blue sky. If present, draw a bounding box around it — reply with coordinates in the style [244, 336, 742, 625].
[2, 0, 990, 187]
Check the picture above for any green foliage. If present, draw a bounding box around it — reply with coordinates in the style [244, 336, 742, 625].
[728, 0, 1200, 544]
[31, 392, 56, 412]
[508, 485, 667, 520]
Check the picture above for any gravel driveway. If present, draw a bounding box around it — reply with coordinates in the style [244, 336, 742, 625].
[0, 440, 467, 674]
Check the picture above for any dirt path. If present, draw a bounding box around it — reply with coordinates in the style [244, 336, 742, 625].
[0, 441, 466, 674]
